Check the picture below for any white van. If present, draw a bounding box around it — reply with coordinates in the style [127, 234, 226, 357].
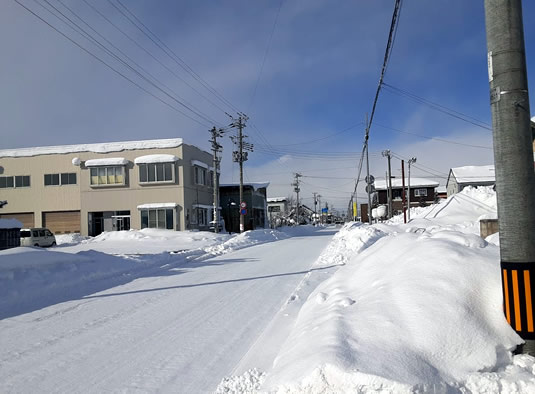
[20, 228, 56, 247]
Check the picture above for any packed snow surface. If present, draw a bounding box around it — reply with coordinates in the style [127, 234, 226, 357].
[2, 186, 535, 393]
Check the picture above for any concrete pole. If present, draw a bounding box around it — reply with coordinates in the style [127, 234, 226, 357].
[485, 0, 535, 354]
[238, 116, 245, 233]
[387, 153, 393, 219]
[401, 160, 406, 224]
[407, 157, 416, 222]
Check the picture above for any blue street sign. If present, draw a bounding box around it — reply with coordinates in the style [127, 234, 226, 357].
[240, 208, 247, 215]
[321, 208, 328, 213]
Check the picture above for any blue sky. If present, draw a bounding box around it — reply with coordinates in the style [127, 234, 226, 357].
[1, 1, 534, 212]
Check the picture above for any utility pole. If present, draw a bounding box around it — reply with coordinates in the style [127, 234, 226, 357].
[365, 114, 373, 224]
[317, 194, 322, 224]
[407, 157, 416, 222]
[485, 0, 535, 354]
[313, 192, 318, 225]
[382, 149, 393, 218]
[292, 173, 302, 225]
[401, 159, 406, 224]
[229, 113, 252, 233]
[209, 127, 225, 233]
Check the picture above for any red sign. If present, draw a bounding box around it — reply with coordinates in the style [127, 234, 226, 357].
[240, 201, 247, 208]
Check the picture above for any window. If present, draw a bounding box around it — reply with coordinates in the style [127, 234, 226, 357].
[140, 208, 174, 229]
[392, 189, 402, 199]
[45, 173, 76, 186]
[139, 163, 174, 183]
[414, 188, 427, 197]
[269, 206, 281, 212]
[15, 176, 30, 187]
[90, 166, 124, 185]
[196, 208, 208, 226]
[194, 166, 206, 185]
[1, 175, 29, 188]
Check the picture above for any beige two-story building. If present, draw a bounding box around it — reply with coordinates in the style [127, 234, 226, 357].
[0, 138, 217, 236]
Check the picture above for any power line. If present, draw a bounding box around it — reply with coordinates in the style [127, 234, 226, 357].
[374, 122, 493, 149]
[382, 82, 493, 131]
[112, 0, 241, 114]
[249, 0, 284, 112]
[14, 0, 213, 128]
[47, 0, 222, 127]
[81, 0, 230, 118]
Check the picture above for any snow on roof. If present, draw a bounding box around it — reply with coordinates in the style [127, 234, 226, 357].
[0, 138, 184, 158]
[134, 154, 178, 164]
[437, 186, 447, 193]
[191, 160, 209, 169]
[0, 218, 23, 229]
[85, 158, 129, 167]
[220, 182, 270, 191]
[137, 202, 178, 209]
[450, 165, 495, 183]
[267, 197, 287, 203]
[374, 177, 439, 190]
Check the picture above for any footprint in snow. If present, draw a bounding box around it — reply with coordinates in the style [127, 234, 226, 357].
[316, 292, 328, 304]
[340, 297, 356, 307]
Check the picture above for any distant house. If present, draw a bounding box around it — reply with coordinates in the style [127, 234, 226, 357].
[360, 177, 439, 221]
[0, 218, 22, 250]
[446, 165, 495, 197]
[220, 182, 269, 233]
[267, 197, 288, 226]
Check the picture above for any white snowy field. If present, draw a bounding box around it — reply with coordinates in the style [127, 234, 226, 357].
[1, 187, 535, 393]
[0, 225, 339, 392]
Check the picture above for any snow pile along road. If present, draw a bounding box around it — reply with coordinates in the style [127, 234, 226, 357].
[219, 187, 535, 393]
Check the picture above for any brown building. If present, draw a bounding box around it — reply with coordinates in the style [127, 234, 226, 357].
[360, 177, 439, 222]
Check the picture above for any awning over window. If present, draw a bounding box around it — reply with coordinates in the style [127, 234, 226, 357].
[137, 202, 178, 209]
[191, 160, 209, 169]
[134, 154, 179, 164]
[85, 158, 128, 167]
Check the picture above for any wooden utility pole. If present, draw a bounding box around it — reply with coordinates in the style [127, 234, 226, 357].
[229, 114, 252, 233]
[382, 149, 393, 218]
[485, 0, 535, 354]
[209, 127, 224, 233]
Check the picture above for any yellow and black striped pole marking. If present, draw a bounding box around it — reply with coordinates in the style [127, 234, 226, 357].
[501, 262, 535, 339]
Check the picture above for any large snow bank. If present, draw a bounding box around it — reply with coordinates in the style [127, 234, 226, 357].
[219, 186, 534, 393]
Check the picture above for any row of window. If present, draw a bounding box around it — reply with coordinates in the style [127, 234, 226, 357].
[44, 173, 77, 186]
[0, 175, 30, 188]
[194, 166, 215, 187]
[0, 174, 77, 188]
[0, 163, 214, 189]
[140, 208, 174, 230]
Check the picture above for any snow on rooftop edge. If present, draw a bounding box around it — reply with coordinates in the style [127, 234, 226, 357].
[267, 197, 287, 202]
[137, 203, 178, 209]
[451, 165, 495, 183]
[0, 138, 184, 158]
[85, 158, 129, 167]
[134, 154, 179, 164]
[375, 177, 439, 190]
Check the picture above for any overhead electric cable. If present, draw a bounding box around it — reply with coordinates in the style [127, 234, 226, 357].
[49, 0, 223, 127]
[14, 0, 212, 127]
[374, 123, 493, 149]
[382, 82, 492, 131]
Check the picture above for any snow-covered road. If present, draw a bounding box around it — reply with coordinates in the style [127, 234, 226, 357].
[1, 228, 336, 393]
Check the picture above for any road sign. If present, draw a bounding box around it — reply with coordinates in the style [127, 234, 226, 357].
[321, 207, 328, 213]
[240, 208, 247, 215]
[365, 175, 375, 184]
[240, 201, 247, 208]
[365, 184, 375, 193]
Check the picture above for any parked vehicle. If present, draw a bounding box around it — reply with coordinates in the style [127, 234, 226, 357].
[20, 228, 56, 247]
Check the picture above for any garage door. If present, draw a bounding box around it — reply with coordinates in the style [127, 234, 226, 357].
[0, 212, 34, 228]
[42, 211, 81, 234]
